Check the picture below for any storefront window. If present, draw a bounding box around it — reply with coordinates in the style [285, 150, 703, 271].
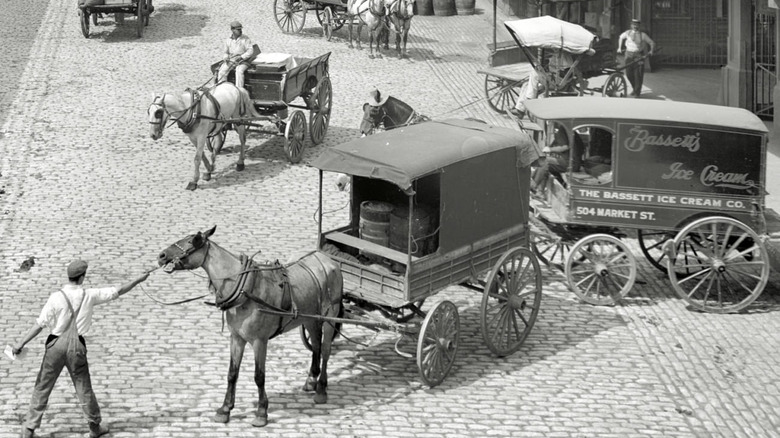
[652, 0, 689, 18]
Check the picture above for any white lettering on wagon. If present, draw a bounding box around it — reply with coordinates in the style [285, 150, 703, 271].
[624, 126, 701, 153]
[700, 165, 756, 190]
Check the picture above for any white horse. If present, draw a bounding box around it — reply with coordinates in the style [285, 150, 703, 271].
[148, 82, 261, 190]
[347, 0, 388, 59]
[387, 0, 414, 58]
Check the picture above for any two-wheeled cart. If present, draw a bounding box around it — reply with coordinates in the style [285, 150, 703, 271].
[212, 52, 332, 163]
[479, 16, 642, 114]
[523, 96, 780, 313]
[78, 0, 153, 38]
[273, 0, 350, 41]
[310, 119, 544, 385]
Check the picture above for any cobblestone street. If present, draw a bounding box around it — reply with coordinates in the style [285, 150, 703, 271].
[1, 0, 780, 436]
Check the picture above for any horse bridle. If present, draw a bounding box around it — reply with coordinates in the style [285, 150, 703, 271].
[148, 94, 196, 135]
[167, 237, 210, 271]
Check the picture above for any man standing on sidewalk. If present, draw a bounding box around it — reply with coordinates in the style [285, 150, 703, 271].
[12, 260, 149, 438]
[617, 18, 655, 97]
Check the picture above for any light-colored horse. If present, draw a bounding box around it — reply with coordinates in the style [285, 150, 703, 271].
[387, 0, 414, 58]
[148, 82, 261, 190]
[157, 226, 343, 427]
[347, 0, 388, 59]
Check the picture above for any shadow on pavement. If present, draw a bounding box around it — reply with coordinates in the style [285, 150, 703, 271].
[89, 4, 208, 43]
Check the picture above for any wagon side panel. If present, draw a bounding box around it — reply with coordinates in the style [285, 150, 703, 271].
[283, 52, 331, 103]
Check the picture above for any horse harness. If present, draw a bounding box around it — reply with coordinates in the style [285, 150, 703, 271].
[176, 88, 224, 136]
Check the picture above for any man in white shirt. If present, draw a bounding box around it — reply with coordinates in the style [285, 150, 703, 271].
[512, 49, 574, 117]
[617, 18, 655, 97]
[13, 260, 149, 438]
[216, 21, 255, 89]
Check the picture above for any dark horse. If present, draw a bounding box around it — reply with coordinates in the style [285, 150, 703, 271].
[359, 95, 430, 136]
[157, 226, 343, 427]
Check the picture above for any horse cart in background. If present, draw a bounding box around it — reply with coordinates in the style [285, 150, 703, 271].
[274, 0, 348, 40]
[478, 16, 632, 114]
[522, 96, 780, 313]
[311, 119, 544, 386]
[78, 0, 153, 38]
[212, 52, 332, 163]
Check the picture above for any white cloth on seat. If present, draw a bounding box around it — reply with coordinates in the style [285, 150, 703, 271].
[251, 53, 297, 70]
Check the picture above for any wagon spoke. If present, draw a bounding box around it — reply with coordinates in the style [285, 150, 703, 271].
[575, 272, 597, 288]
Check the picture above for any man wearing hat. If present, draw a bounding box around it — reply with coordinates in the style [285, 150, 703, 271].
[617, 18, 655, 97]
[216, 21, 256, 89]
[12, 260, 149, 438]
[359, 88, 389, 136]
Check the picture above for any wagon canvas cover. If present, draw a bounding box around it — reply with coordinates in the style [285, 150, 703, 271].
[504, 16, 596, 55]
[311, 119, 539, 193]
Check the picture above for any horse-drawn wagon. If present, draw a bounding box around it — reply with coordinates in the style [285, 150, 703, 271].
[213, 52, 332, 163]
[312, 118, 544, 385]
[522, 96, 780, 313]
[479, 16, 638, 114]
[78, 0, 153, 38]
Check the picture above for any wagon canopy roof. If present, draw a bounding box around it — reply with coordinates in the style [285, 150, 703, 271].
[524, 97, 769, 133]
[311, 119, 539, 192]
[504, 16, 596, 55]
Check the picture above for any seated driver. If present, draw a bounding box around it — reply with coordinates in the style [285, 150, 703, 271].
[216, 21, 256, 89]
[532, 123, 574, 197]
[512, 50, 574, 117]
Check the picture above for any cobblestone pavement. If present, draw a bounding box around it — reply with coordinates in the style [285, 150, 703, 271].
[2, 0, 780, 437]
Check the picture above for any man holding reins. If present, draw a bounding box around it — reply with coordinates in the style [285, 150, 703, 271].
[216, 21, 256, 89]
[12, 260, 149, 438]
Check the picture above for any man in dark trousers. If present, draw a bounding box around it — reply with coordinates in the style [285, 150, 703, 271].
[12, 260, 149, 438]
[617, 18, 655, 97]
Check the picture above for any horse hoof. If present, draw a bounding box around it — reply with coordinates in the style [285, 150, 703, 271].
[185, 182, 197, 191]
[236, 162, 245, 172]
[251, 416, 268, 427]
[203, 173, 211, 181]
[313, 392, 328, 404]
[302, 381, 316, 392]
[369, 54, 375, 59]
[213, 413, 229, 423]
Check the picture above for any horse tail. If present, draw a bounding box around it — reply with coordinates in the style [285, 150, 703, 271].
[237, 87, 262, 119]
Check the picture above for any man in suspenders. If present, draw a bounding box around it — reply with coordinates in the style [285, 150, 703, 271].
[12, 260, 149, 438]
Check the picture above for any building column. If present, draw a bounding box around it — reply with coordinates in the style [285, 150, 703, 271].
[720, 0, 752, 108]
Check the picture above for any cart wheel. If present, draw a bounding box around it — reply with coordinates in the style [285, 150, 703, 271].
[300, 326, 312, 351]
[566, 234, 636, 306]
[309, 76, 332, 145]
[481, 247, 542, 357]
[274, 0, 307, 34]
[284, 110, 307, 163]
[321, 6, 333, 40]
[637, 229, 675, 274]
[79, 9, 90, 38]
[416, 300, 459, 387]
[531, 231, 571, 271]
[316, 5, 345, 31]
[135, 0, 145, 37]
[484, 76, 522, 114]
[603, 72, 628, 98]
[668, 216, 769, 313]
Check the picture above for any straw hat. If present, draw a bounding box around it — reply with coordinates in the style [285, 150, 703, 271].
[366, 88, 389, 107]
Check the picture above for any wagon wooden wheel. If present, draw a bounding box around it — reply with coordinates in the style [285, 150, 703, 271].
[79, 9, 90, 38]
[318, 6, 345, 40]
[637, 229, 674, 273]
[309, 76, 332, 145]
[416, 300, 459, 387]
[602, 72, 628, 97]
[481, 247, 542, 356]
[274, 0, 307, 34]
[135, 0, 146, 37]
[531, 231, 571, 271]
[565, 234, 637, 306]
[484, 76, 522, 113]
[284, 110, 307, 163]
[667, 216, 770, 314]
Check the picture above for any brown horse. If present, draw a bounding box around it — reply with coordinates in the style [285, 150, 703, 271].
[157, 226, 343, 427]
[387, 0, 414, 58]
[147, 82, 261, 191]
[359, 94, 430, 135]
[347, 0, 388, 58]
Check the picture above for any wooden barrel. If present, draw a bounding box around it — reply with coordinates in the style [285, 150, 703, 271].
[389, 205, 435, 257]
[432, 0, 455, 16]
[454, 0, 475, 15]
[416, 0, 434, 15]
[359, 201, 393, 257]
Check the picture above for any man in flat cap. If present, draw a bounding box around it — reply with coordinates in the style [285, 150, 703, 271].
[12, 260, 149, 438]
[617, 18, 655, 97]
[216, 21, 256, 89]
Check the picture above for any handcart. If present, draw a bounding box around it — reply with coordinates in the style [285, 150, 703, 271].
[79, 0, 153, 38]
